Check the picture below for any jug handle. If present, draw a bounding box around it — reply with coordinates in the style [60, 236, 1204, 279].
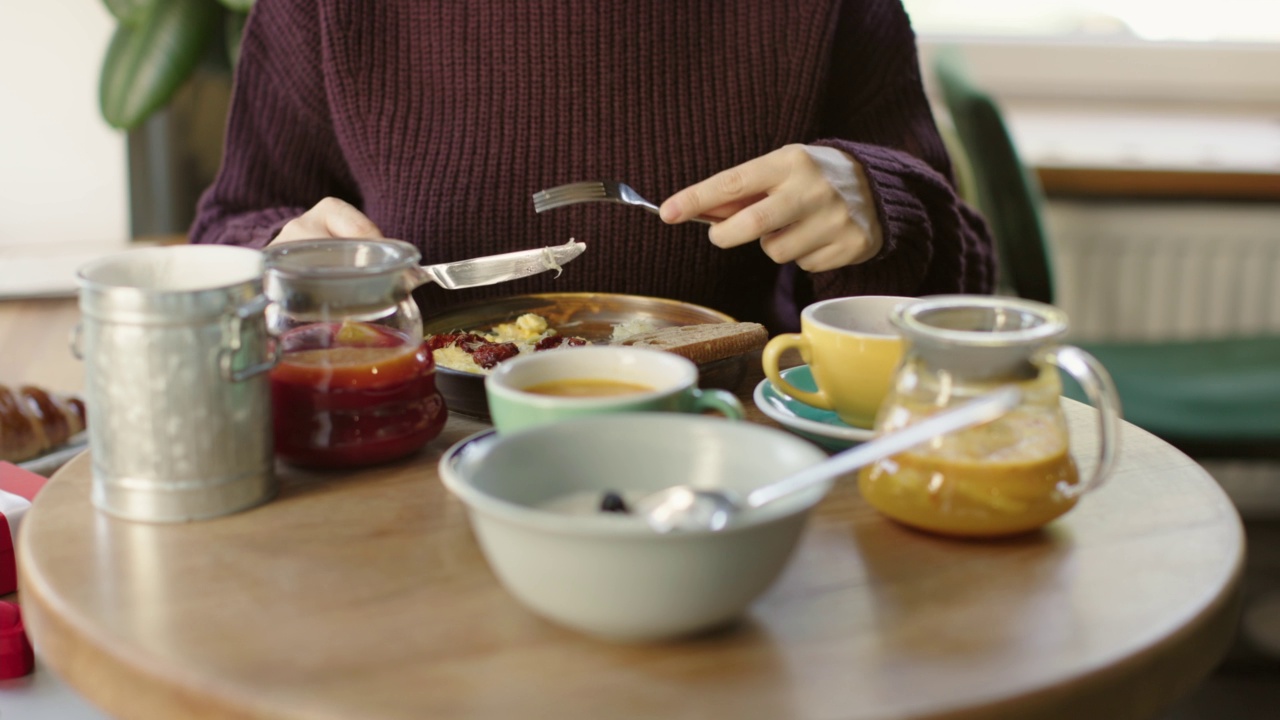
[68, 322, 84, 361]
[1043, 345, 1123, 497]
[219, 294, 282, 382]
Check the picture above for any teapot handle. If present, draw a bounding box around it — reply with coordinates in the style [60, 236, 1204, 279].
[1043, 345, 1123, 497]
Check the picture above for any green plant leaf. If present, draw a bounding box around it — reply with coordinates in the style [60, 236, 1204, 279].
[224, 11, 247, 69]
[99, 0, 222, 130]
[102, 0, 159, 27]
[216, 0, 255, 12]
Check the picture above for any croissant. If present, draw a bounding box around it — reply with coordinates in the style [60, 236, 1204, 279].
[0, 384, 87, 463]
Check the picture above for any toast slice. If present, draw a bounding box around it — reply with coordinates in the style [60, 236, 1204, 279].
[613, 322, 768, 365]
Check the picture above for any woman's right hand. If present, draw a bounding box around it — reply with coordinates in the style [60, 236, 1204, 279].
[272, 197, 384, 245]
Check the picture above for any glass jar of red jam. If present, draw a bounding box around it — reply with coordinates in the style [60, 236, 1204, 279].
[263, 239, 447, 468]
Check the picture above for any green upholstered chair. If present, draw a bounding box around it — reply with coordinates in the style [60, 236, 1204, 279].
[932, 47, 1280, 456]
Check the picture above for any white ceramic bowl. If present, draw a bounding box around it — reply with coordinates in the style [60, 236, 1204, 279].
[438, 414, 831, 642]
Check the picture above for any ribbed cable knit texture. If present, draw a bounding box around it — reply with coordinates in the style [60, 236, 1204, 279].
[190, 0, 994, 332]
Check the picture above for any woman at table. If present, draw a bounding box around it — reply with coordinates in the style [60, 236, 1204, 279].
[190, 0, 995, 333]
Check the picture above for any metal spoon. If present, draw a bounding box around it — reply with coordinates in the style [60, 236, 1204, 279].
[634, 386, 1023, 533]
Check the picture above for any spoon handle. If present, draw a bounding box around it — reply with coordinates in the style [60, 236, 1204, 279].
[746, 386, 1023, 508]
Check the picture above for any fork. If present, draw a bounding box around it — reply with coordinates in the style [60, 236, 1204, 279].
[531, 181, 715, 225]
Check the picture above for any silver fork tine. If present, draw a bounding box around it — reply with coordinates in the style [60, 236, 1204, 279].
[531, 180, 715, 224]
[533, 181, 606, 198]
[532, 183, 607, 205]
[533, 191, 605, 206]
[534, 196, 598, 212]
[532, 182, 613, 213]
[532, 181, 625, 212]
[534, 189, 604, 201]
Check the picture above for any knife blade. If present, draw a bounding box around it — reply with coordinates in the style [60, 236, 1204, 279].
[409, 239, 586, 290]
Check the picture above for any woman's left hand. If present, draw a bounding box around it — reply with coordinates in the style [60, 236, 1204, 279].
[659, 144, 882, 273]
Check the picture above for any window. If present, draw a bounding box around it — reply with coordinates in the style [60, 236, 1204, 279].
[903, 1, 1280, 44]
[905, 2, 1280, 105]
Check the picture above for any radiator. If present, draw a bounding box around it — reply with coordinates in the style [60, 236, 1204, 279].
[1045, 201, 1280, 342]
[1045, 202, 1280, 522]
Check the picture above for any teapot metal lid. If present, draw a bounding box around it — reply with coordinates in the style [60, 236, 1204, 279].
[891, 295, 1069, 380]
[264, 238, 420, 318]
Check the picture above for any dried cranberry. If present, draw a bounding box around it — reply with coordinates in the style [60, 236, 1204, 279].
[425, 332, 488, 352]
[425, 333, 461, 351]
[470, 342, 520, 369]
[456, 333, 490, 348]
[534, 336, 588, 351]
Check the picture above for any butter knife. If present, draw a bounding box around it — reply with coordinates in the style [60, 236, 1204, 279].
[408, 239, 586, 290]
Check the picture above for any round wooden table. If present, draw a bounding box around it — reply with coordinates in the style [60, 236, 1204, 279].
[18, 385, 1243, 720]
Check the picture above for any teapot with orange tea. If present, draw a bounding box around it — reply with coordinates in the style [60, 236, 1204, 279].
[858, 295, 1121, 537]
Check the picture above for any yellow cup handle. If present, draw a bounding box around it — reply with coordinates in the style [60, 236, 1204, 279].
[762, 333, 834, 410]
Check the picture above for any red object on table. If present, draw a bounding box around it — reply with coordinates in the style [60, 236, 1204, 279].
[0, 461, 48, 500]
[0, 523, 13, 597]
[1, 461, 51, 595]
[0, 600, 34, 678]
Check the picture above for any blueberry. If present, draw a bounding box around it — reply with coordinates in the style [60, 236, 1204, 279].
[600, 491, 630, 514]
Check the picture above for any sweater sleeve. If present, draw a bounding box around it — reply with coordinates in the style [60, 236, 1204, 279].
[189, 0, 360, 248]
[804, 0, 995, 299]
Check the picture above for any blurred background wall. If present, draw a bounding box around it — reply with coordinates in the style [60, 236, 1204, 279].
[0, 2, 127, 250]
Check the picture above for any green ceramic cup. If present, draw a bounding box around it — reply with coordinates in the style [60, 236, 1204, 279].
[485, 346, 744, 434]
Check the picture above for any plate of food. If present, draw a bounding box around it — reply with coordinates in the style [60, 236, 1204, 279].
[2, 383, 89, 476]
[421, 293, 768, 418]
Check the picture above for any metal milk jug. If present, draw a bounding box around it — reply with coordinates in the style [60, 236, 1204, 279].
[75, 245, 278, 522]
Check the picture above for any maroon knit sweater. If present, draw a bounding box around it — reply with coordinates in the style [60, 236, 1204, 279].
[191, 0, 994, 332]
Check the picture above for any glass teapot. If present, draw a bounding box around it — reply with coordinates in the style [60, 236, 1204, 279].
[263, 239, 448, 469]
[858, 295, 1121, 537]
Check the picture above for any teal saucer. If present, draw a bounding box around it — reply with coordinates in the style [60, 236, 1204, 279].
[752, 365, 876, 451]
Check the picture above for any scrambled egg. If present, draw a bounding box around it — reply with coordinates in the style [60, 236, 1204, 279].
[433, 344, 483, 372]
[432, 313, 556, 374]
[430, 313, 660, 374]
[609, 317, 658, 342]
[489, 313, 551, 343]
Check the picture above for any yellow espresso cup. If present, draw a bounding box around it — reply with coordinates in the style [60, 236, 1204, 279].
[762, 296, 918, 428]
